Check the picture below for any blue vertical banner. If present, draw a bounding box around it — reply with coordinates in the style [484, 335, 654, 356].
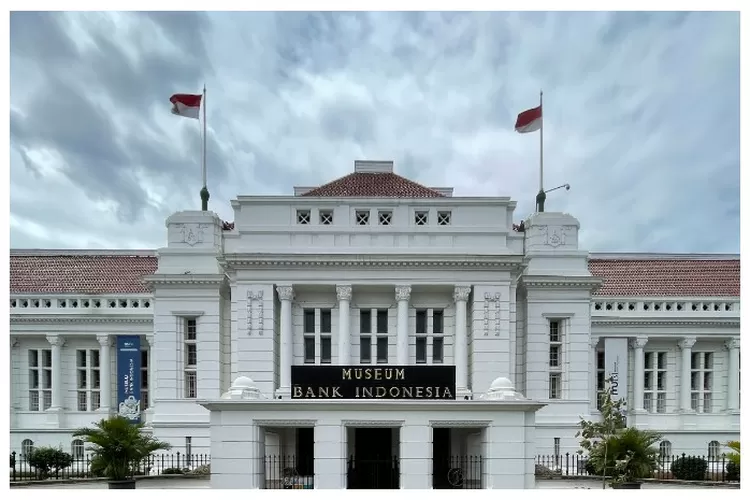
[116, 336, 142, 423]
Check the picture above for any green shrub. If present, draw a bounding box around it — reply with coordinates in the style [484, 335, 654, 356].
[26, 447, 74, 479]
[670, 456, 708, 480]
[161, 467, 186, 475]
[726, 461, 740, 481]
[584, 459, 598, 476]
[188, 464, 210, 475]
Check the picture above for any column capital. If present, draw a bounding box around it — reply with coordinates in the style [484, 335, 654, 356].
[276, 285, 295, 302]
[96, 334, 111, 347]
[724, 337, 740, 351]
[395, 285, 412, 302]
[590, 336, 600, 348]
[10, 336, 18, 348]
[678, 336, 697, 350]
[145, 334, 155, 346]
[630, 336, 648, 349]
[453, 286, 472, 303]
[336, 285, 353, 301]
[46, 335, 65, 347]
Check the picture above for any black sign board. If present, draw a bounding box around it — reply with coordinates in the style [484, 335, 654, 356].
[291, 365, 456, 400]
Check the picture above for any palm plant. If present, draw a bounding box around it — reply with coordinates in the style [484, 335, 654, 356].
[726, 440, 740, 466]
[73, 416, 171, 487]
[589, 427, 661, 485]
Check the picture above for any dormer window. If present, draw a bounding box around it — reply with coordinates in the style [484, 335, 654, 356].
[378, 211, 393, 226]
[356, 210, 370, 225]
[319, 210, 333, 225]
[297, 210, 311, 225]
[414, 211, 428, 226]
[437, 211, 451, 226]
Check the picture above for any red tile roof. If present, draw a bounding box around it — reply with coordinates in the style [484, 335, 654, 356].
[300, 172, 446, 198]
[588, 257, 740, 297]
[10, 253, 157, 294]
[9, 252, 739, 298]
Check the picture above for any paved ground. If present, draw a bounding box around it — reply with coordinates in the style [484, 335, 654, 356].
[12, 477, 736, 489]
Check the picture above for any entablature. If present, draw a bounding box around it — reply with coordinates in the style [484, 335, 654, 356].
[9, 294, 153, 316]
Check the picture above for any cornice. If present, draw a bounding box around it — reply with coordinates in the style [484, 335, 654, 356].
[10, 315, 153, 325]
[592, 318, 740, 327]
[142, 274, 227, 289]
[223, 254, 524, 270]
[520, 275, 603, 291]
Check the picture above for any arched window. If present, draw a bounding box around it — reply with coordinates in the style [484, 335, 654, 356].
[659, 441, 672, 460]
[71, 439, 85, 461]
[708, 440, 721, 460]
[21, 439, 34, 461]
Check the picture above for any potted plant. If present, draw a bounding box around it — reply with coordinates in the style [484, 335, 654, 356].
[73, 415, 171, 489]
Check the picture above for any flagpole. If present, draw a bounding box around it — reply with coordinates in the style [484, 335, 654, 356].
[200, 84, 210, 211]
[536, 89, 546, 213]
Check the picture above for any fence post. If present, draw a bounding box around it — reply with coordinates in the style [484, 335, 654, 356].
[11, 451, 16, 482]
[565, 452, 569, 475]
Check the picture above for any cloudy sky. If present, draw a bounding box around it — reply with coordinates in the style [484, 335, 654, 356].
[9, 11, 740, 253]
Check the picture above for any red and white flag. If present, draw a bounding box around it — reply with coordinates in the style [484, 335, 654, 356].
[170, 93, 202, 119]
[514, 105, 542, 133]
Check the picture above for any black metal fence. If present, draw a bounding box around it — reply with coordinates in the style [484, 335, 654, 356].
[433, 455, 483, 489]
[535, 453, 739, 482]
[263, 455, 314, 489]
[347, 455, 400, 489]
[10, 451, 210, 482]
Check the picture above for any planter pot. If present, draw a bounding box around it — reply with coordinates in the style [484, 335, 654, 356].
[108, 479, 136, 489]
[612, 482, 641, 489]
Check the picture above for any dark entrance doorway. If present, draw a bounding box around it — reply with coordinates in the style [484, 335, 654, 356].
[432, 427, 453, 488]
[347, 427, 399, 489]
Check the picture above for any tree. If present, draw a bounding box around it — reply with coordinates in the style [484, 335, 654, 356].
[73, 416, 171, 486]
[575, 375, 627, 489]
[726, 440, 740, 467]
[27, 446, 74, 479]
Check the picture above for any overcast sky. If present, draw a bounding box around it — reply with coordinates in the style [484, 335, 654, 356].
[9, 11, 740, 253]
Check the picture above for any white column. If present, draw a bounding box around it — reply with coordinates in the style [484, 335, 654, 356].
[146, 334, 156, 410]
[589, 336, 599, 412]
[725, 337, 740, 412]
[277, 285, 295, 397]
[96, 335, 112, 413]
[395, 285, 411, 365]
[631, 336, 648, 413]
[336, 285, 352, 365]
[45, 335, 64, 410]
[679, 336, 697, 412]
[10, 337, 19, 423]
[453, 286, 471, 393]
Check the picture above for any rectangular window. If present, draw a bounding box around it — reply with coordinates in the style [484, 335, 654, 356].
[184, 318, 198, 399]
[644, 351, 667, 413]
[432, 337, 444, 363]
[303, 309, 315, 334]
[319, 210, 333, 225]
[596, 350, 605, 410]
[304, 337, 316, 364]
[548, 320, 563, 399]
[296, 209, 311, 225]
[76, 349, 101, 411]
[378, 210, 393, 226]
[355, 210, 370, 225]
[376, 336, 388, 363]
[320, 309, 332, 334]
[360, 336, 372, 363]
[416, 309, 427, 334]
[140, 348, 149, 410]
[320, 336, 332, 364]
[416, 337, 427, 364]
[376, 309, 389, 333]
[360, 309, 372, 334]
[28, 348, 52, 411]
[432, 310, 444, 334]
[437, 211, 452, 226]
[414, 211, 428, 225]
[691, 352, 713, 413]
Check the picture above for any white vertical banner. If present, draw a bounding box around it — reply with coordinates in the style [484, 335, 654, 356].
[604, 338, 629, 403]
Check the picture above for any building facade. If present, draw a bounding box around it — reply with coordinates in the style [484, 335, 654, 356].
[9, 160, 740, 488]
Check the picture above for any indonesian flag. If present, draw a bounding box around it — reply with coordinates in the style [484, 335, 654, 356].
[170, 93, 202, 119]
[514, 105, 542, 133]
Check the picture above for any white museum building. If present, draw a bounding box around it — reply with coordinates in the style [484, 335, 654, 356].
[9, 160, 740, 489]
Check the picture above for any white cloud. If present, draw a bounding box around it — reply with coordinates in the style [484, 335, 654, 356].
[9, 11, 740, 253]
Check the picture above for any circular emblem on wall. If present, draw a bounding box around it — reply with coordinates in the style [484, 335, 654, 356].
[447, 467, 464, 487]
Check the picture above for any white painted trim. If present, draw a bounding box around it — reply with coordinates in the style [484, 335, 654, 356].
[10, 316, 152, 324]
[198, 400, 546, 412]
